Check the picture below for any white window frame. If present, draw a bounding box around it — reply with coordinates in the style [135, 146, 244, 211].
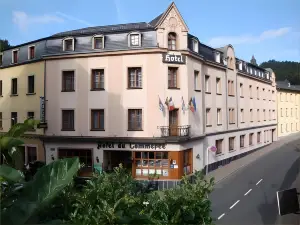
[192, 39, 198, 52]
[28, 45, 35, 60]
[12, 49, 19, 64]
[92, 35, 105, 49]
[128, 32, 141, 47]
[62, 37, 75, 51]
[20, 144, 38, 164]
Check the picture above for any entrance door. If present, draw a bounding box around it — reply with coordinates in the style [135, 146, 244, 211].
[169, 109, 179, 136]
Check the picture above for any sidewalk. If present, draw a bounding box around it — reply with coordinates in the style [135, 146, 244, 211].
[206, 132, 300, 184]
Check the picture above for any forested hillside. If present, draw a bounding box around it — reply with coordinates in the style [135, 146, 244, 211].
[260, 60, 300, 84]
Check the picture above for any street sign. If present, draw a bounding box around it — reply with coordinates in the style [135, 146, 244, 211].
[276, 188, 299, 216]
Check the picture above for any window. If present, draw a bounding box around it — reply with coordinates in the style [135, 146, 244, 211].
[263, 109, 266, 121]
[291, 123, 293, 131]
[262, 88, 265, 100]
[250, 109, 253, 122]
[129, 33, 141, 47]
[229, 137, 235, 151]
[134, 151, 169, 177]
[128, 67, 142, 89]
[27, 112, 35, 131]
[59, 149, 92, 170]
[249, 133, 253, 146]
[168, 32, 176, 50]
[240, 109, 244, 123]
[296, 108, 298, 119]
[91, 109, 104, 130]
[217, 108, 222, 125]
[91, 69, 104, 90]
[281, 124, 283, 133]
[128, 109, 142, 131]
[240, 135, 245, 148]
[249, 85, 253, 98]
[28, 46, 35, 59]
[273, 110, 276, 120]
[27, 75, 35, 94]
[257, 109, 260, 122]
[194, 70, 200, 91]
[0, 112, 2, 129]
[12, 50, 18, 63]
[0, 80, 2, 96]
[168, 67, 177, 88]
[281, 108, 283, 117]
[11, 78, 18, 95]
[228, 80, 234, 96]
[192, 39, 198, 52]
[62, 110, 75, 131]
[291, 108, 293, 117]
[206, 108, 211, 126]
[19, 146, 37, 165]
[286, 108, 288, 117]
[269, 110, 271, 121]
[240, 83, 243, 97]
[183, 150, 192, 175]
[215, 139, 223, 155]
[93, 35, 104, 49]
[257, 87, 259, 99]
[62, 71, 75, 92]
[257, 132, 261, 143]
[11, 112, 17, 127]
[0, 54, 2, 66]
[216, 77, 221, 94]
[63, 38, 74, 51]
[205, 75, 210, 93]
[229, 108, 235, 124]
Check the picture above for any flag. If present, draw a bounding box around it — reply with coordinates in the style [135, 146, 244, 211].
[189, 98, 195, 112]
[165, 97, 169, 108]
[159, 96, 164, 112]
[181, 97, 186, 112]
[168, 97, 175, 111]
[192, 97, 197, 112]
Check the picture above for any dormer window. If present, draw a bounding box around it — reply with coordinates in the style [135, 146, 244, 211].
[214, 51, 220, 63]
[192, 39, 198, 52]
[238, 61, 243, 70]
[223, 57, 228, 66]
[266, 72, 269, 79]
[250, 68, 252, 74]
[28, 45, 35, 60]
[129, 32, 141, 47]
[168, 32, 177, 50]
[12, 49, 19, 64]
[63, 37, 74, 51]
[92, 35, 104, 49]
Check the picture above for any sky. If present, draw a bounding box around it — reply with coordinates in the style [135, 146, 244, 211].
[0, 0, 299, 64]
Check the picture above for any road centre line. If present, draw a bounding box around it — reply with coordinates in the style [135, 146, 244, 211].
[217, 213, 225, 220]
[244, 189, 252, 196]
[256, 179, 263, 185]
[229, 200, 240, 209]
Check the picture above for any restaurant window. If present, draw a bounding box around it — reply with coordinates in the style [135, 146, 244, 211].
[11, 78, 18, 95]
[62, 71, 75, 92]
[168, 67, 178, 88]
[128, 109, 142, 131]
[257, 132, 261, 143]
[58, 149, 92, 173]
[28, 75, 35, 94]
[63, 38, 74, 51]
[91, 109, 104, 130]
[129, 33, 141, 47]
[240, 135, 245, 148]
[93, 35, 104, 49]
[91, 69, 104, 90]
[168, 32, 177, 50]
[128, 67, 142, 88]
[194, 70, 200, 91]
[205, 75, 210, 93]
[134, 151, 169, 177]
[229, 137, 235, 151]
[216, 77, 221, 94]
[28, 46, 35, 60]
[11, 112, 17, 127]
[0, 112, 2, 129]
[249, 133, 254, 146]
[12, 50, 18, 64]
[183, 149, 192, 175]
[62, 110, 75, 131]
[215, 139, 223, 155]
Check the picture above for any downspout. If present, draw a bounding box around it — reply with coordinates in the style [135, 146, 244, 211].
[235, 63, 239, 128]
[43, 59, 47, 163]
[225, 56, 229, 131]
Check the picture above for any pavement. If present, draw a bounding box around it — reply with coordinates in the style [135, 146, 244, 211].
[208, 132, 300, 225]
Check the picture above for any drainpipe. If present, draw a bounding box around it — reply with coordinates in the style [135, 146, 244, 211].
[235, 62, 239, 127]
[225, 58, 229, 131]
[43, 60, 47, 163]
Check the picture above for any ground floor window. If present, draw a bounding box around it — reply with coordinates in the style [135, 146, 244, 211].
[183, 149, 192, 175]
[19, 146, 37, 164]
[134, 151, 169, 177]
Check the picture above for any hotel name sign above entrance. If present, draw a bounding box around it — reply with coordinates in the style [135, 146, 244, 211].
[97, 142, 166, 150]
[162, 53, 186, 64]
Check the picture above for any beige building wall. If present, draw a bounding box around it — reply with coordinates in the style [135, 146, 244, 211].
[277, 90, 300, 137]
[0, 61, 45, 161]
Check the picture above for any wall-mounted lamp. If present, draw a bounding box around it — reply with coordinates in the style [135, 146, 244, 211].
[196, 154, 200, 160]
[96, 156, 99, 163]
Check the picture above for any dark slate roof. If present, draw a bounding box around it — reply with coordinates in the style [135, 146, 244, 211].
[276, 79, 300, 92]
[149, 13, 163, 27]
[51, 22, 154, 38]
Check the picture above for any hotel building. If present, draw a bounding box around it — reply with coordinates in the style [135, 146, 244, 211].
[276, 79, 300, 137]
[0, 2, 277, 185]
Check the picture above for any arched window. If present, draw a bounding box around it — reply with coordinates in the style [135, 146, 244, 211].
[168, 32, 177, 50]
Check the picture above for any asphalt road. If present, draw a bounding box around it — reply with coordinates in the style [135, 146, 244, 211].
[210, 137, 300, 225]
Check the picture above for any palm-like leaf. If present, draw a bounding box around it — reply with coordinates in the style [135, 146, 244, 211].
[0, 165, 24, 183]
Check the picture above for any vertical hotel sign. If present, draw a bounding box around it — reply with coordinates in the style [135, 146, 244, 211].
[38, 96, 47, 128]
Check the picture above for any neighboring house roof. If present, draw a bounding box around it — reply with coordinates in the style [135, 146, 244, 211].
[149, 13, 164, 27]
[276, 79, 300, 92]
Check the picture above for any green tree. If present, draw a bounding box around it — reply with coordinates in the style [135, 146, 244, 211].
[0, 39, 11, 51]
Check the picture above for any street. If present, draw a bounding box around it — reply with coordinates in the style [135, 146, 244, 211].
[210, 137, 300, 225]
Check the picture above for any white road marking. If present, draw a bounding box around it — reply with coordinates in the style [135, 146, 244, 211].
[244, 189, 252, 196]
[229, 200, 240, 209]
[218, 213, 225, 220]
[256, 179, 263, 185]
